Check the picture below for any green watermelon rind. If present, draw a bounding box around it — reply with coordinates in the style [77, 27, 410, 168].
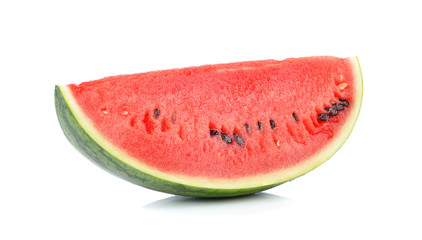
[55, 86, 279, 197]
[55, 57, 363, 198]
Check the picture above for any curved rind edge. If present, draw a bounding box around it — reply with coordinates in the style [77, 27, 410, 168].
[55, 86, 278, 197]
[54, 57, 362, 197]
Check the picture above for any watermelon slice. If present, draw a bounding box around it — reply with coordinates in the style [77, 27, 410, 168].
[55, 56, 362, 197]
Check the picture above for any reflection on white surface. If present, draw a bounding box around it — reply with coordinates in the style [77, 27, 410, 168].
[143, 193, 291, 215]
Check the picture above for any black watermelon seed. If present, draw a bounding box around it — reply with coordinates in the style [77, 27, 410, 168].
[257, 122, 263, 131]
[154, 108, 160, 118]
[221, 132, 232, 144]
[332, 103, 344, 111]
[318, 113, 330, 121]
[233, 134, 245, 146]
[270, 120, 276, 129]
[210, 129, 219, 136]
[292, 113, 298, 122]
[244, 124, 250, 133]
[325, 107, 338, 116]
[339, 98, 350, 107]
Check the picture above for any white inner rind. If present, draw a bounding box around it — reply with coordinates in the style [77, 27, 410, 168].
[60, 57, 363, 189]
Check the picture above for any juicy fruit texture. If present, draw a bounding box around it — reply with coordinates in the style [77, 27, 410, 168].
[55, 56, 363, 197]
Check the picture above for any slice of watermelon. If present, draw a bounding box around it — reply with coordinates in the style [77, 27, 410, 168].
[55, 56, 363, 197]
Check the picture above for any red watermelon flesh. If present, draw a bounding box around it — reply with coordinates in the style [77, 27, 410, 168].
[64, 56, 361, 182]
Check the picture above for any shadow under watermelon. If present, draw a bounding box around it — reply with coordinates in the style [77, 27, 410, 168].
[143, 192, 291, 215]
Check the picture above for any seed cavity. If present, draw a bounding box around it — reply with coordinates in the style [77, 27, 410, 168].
[337, 83, 348, 90]
[318, 113, 330, 121]
[129, 116, 136, 127]
[178, 126, 185, 140]
[292, 113, 298, 122]
[221, 132, 232, 144]
[233, 134, 244, 146]
[161, 119, 170, 132]
[210, 129, 219, 136]
[244, 124, 250, 133]
[339, 98, 349, 107]
[332, 103, 344, 111]
[325, 107, 338, 116]
[257, 122, 263, 131]
[101, 108, 108, 114]
[154, 108, 160, 119]
[143, 111, 156, 135]
[270, 120, 276, 129]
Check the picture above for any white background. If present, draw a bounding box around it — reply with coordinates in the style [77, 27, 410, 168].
[1, 1, 421, 239]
